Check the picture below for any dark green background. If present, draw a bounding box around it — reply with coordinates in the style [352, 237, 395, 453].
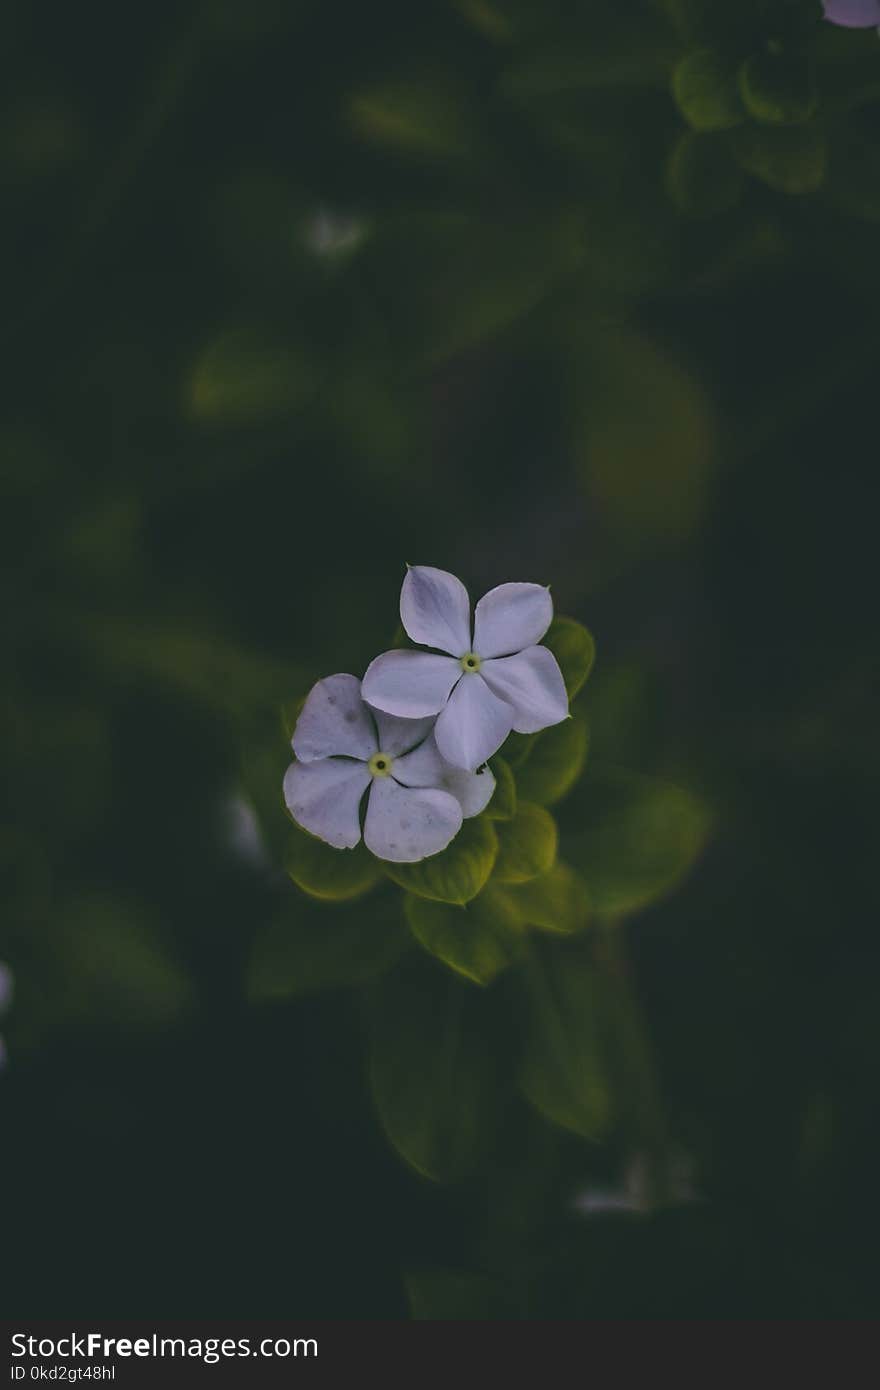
[2, 0, 878, 1318]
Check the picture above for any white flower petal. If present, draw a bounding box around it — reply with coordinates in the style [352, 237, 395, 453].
[388, 735, 445, 786]
[473, 582, 553, 659]
[400, 565, 472, 656]
[362, 649, 461, 718]
[283, 758, 371, 849]
[480, 645, 569, 734]
[393, 733, 496, 819]
[434, 673, 514, 771]
[446, 761, 496, 818]
[364, 778, 463, 862]
[371, 708, 436, 758]
[292, 673, 377, 763]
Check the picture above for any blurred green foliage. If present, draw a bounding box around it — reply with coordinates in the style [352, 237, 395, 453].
[2, 0, 878, 1320]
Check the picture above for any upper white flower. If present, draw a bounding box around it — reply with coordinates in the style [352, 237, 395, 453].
[362, 566, 569, 771]
[284, 673, 495, 862]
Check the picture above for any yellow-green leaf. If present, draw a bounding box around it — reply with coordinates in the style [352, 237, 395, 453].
[405, 885, 523, 985]
[484, 755, 516, 820]
[501, 860, 591, 936]
[672, 49, 746, 133]
[542, 616, 596, 698]
[494, 802, 558, 884]
[286, 825, 383, 902]
[369, 956, 501, 1180]
[519, 941, 611, 1140]
[515, 713, 589, 806]
[564, 766, 712, 916]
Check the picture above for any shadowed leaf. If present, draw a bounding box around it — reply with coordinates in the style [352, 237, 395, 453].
[500, 860, 591, 936]
[542, 615, 596, 699]
[516, 712, 589, 806]
[519, 940, 611, 1140]
[672, 49, 746, 131]
[494, 802, 558, 884]
[405, 885, 523, 984]
[564, 766, 712, 916]
[369, 956, 503, 1180]
[286, 825, 383, 902]
[484, 755, 517, 820]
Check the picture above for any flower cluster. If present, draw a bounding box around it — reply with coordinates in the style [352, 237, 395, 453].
[283, 566, 569, 862]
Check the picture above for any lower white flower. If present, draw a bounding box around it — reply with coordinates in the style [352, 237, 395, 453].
[284, 674, 495, 863]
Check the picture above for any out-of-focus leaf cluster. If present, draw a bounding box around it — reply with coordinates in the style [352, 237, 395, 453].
[2, 0, 878, 1321]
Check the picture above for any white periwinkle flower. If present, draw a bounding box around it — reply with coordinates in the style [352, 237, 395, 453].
[362, 565, 569, 771]
[284, 673, 495, 862]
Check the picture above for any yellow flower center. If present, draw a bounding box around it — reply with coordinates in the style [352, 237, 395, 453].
[460, 651, 482, 673]
[368, 751, 394, 778]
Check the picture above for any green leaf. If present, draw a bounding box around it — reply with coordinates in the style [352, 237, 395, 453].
[188, 326, 318, 425]
[500, 860, 591, 936]
[516, 712, 589, 806]
[405, 885, 524, 985]
[247, 896, 408, 1001]
[672, 49, 746, 132]
[502, 731, 536, 769]
[494, 802, 558, 885]
[732, 122, 826, 195]
[564, 766, 712, 917]
[484, 755, 516, 821]
[383, 816, 498, 905]
[519, 940, 611, 1140]
[369, 956, 502, 1180]
[542, 615, 596, 699]
[285, 825, 382, 902]
[348, 80, 479, 160]
[666, 130, 745, 217]
[738, 52, 816, 127]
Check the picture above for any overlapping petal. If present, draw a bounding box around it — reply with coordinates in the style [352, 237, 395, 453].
[283, 758, 371, 849]
[363, 777, 463, 862]
[434, 673, 514, 771]
[371, 708, 435, 758]
[473, 582, 552, 659]
[362, 649, 461, 718]
[400, 565, 472, 656]
[393, 733, 496, 818]
[480, 645, 569, 734]
[292, 673, 377, 763]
